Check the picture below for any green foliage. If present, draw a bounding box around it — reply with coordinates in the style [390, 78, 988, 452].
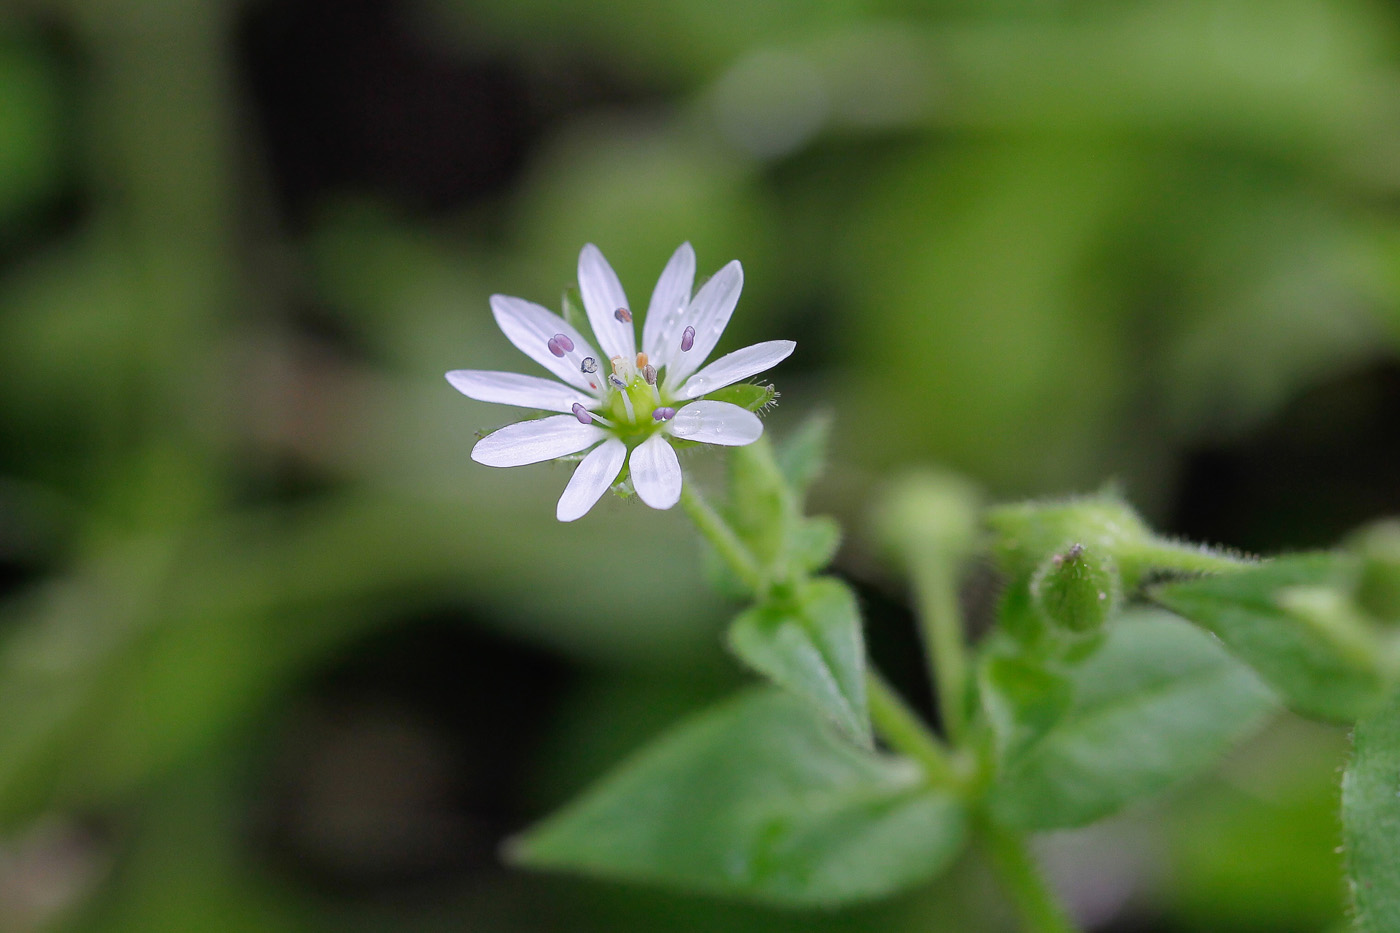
[977, 651, 1073, 768]
[1344, 690, 1400, 932]
[509, 688, 967, 907]
[1151, 554, 1394, 721]
[728, 577, 871, 747]
[988, 611, 1277, 830]
[1350, 519, 1400, 623]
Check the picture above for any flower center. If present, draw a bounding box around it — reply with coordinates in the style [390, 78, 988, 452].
[558, 314, 700, 441]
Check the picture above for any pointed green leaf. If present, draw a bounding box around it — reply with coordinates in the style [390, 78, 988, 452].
[509, 689, 968, 906]
[989, 611, 1277, 830]
[729, 577, 871, 746]
[1151, 554, 1390, 721]
[1344, 691, 1400, 931]
[789, 516, 841, 575]
[775, 413, 831, 496]
[978, 651, 1073, 767]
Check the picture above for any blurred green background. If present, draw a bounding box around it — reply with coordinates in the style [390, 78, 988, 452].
[1, 0, 1398, 930]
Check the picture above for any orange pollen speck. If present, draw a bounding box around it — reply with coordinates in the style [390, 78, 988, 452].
[636, 352, 648, 369]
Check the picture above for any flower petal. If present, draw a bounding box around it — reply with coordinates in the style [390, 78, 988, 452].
[642, 242, 696, 371]
[490, 294, 601, 393]
[556, 438, 626, 521]
[446, 370, 595, 413]
[471, 415, 605, 467]
[675, 340, 796, 400]
[578, 244, 636, 363]
[668, 400, 764, 447]
[629, 433, 682, 510]
[663, 259, 743, 390]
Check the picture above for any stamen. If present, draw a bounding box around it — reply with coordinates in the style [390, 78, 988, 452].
[553, 333, 574, 353]
[608, 373, 627, 391]
[614, 307, 632, 323]
[580, 357, 598, 374]
[642, 364, 657, 386]
[636, 352, 648, 370]
[547, 336, 566, 358]
[571, 403, 593, 425]
[652, 407, 676, 422]
[680, 325, 695, 352]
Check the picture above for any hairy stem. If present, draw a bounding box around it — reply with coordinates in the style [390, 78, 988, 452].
[679, 483, 762, 593]
[910, 549, 970, 744]
[866, 670, 962, 788]
[983, 823, 1080, 933]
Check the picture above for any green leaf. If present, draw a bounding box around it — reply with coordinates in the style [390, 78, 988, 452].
[1151, 554, 1390, 721]
[728, 577, 871, 746]
[989, 610, 1277, 830]
[789, 516, 841, 575]
[978, 651, 1073, 767]
[1344, 690, 1400, 931]
[706, 382, 776, 412]
[509, 688, 967, 906]
[775, 413, 831, 496]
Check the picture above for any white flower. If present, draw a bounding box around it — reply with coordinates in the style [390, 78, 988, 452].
[447, 243, 795, 521]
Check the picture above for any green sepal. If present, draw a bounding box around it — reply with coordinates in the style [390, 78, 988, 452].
[988, 610, 1277, 830]
[705, 382, 776, 412]
[508, 688, 968, 906]
[1151, 553, 1392, 721]
[728, 577, 871, 747]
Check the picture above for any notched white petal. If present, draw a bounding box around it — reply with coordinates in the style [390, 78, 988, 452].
[578, 244, 635, 362]
[490, 294, 600, 392]
[669, 400, 763, 447]
[556, 438, 626, 521]
[664, 259, 743, 389]
[676, 340, 795, 400]
[629, 433, 682, 510]
[471, 415, 604, 468]
[642, 242, 696, 370]
[446, 370, 594, 413]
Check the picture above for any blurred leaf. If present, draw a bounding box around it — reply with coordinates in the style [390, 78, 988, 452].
[1151, 554, 1390, 721]
[989, 611, 1277, 830]
[789, 515, 840, 575]
[1343, 690, 1400, 932]
[775, 413, 831, 497]
[978, 651, 1073, 768]
[0, 36, 65, 227]
[728, 577, 870, 746]
[509, 688, 966, 906]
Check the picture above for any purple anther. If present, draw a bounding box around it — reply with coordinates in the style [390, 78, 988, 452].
[547, 336, 565, 358]
[652, 406, 676, 422]
[580, 357, 598, 374]
[609, 374, 627, 390]
[614, 307, 633, 323]
[571, 403, 593, 425]
[643, 364, 657, 385]
[553, 333, 574, 353]
[680, 325, 696, 352]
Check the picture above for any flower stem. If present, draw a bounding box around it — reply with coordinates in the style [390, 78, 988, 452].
[866, 670, 962, 788]
[910, 549, 969, 744]
[982, 822, 1080, 933]
[679, 483, 762, 593]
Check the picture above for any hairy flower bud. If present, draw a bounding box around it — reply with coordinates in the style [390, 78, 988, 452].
[1030, 543, 1121, 635]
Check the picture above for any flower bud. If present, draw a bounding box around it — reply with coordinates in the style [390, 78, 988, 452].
[1030, 543, 1121, 634]
[987, 494, 1152, 585]
[1349, 520, 1400, 624]
[873, 470, 982, 566]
